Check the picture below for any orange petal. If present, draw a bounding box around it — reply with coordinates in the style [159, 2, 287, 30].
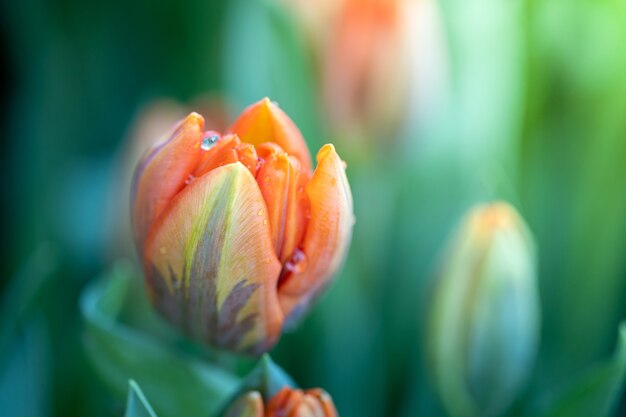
[231, 98, 312, 171]
[193, 134, 260, 179]
[143, 163, 283, 354]
[306, 390, 339, 417]
[193, 134, 239, 178]
[236, 142, 261, 177]
[256, 143, 310, 264]
[294, 396, 325, 417]
[278, 144, 354, 323]
[266, 388, 304, 417]
[132, 113, 204, 249]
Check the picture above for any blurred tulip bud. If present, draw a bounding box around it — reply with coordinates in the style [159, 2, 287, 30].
[319, 0, 448, 144]
[427, 202, 540, 417]
[224, 388, 338, 417]
[131, 98, 354, 354]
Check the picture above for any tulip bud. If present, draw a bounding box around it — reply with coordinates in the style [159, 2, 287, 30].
[131, 98, 354, 354]
[427, 202, 540, 417]
[318, 0, 447, 143]
[224, 388, 339, 417]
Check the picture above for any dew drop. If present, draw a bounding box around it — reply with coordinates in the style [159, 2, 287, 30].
[257, 209, 263, 216]
[284, 248, 307, 274]
[201, 134, 219, 151]
[263, 219, 268, 225]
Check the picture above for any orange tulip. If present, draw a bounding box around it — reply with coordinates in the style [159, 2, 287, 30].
[281, 0, 448, 145]
[322, 0, 412, 140]
[224, 388, 339, 417]
[131, 98, 354, 354]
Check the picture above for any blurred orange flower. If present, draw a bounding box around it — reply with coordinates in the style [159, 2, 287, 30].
[283, 0, 448, 145]
[224, 388, 339, 417]
[131, 98, 354, 354]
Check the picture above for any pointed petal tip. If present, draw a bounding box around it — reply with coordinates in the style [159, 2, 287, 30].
[231, 99, 312, 170]
[183, 111, 205, 129]
[316, 144, 339, 162]
[241, 97, 274, 118]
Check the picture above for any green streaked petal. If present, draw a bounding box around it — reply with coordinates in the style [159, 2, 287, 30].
[144, 162, 283, 354]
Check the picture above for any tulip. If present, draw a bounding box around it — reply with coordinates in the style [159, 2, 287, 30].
[317, 0, 448, 144]
[131, 98, 354, 354]
[224, 388, 338, 417]
[427, 202, 540, 417]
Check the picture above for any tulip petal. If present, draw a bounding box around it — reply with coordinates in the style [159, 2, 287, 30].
[306, 390, 338, 417]
[193, 134, 260, 178]
[144, 162, 283, 354]
[231, 98, 312, 170]
[256, 143, 310, 264]
[266, 388, 304, 417]
[223, 392, 264, 417]
[265, 388, 337, 417]
[297, 396, 326, 417]
[278, 145, 354, 323]
[132, 113, 205, 249]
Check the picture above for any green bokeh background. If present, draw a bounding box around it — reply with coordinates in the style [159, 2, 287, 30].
[1, 0, 626, 416]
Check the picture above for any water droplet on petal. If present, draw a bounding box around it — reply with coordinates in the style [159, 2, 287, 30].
[284, 248, 307, 274]
[257, 209, 263, 216]
[185, 174, 196, 185]
[201, 135, 219, 151]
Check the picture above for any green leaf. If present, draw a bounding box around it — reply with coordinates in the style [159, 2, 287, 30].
[216, 354, 295, 417]
[520, 0, 626, 378]
[541, 322, 626, 417]
[0, 245, 58, 417]
[239, 354, 295, 399]
[81, 261, 240, 417]
[0, 320, 50, 417]
[0, 244, 59, 356]
[125, 380, 158, 417]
